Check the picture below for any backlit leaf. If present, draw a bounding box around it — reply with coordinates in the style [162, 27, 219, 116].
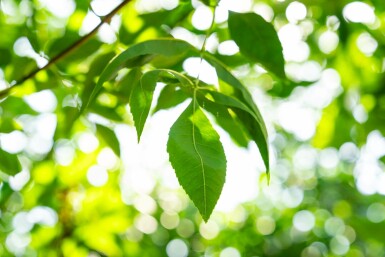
[228, 11, 285, 78]
[130, 70, 161, 141]
[202, 54, 269, 172]
[86, 39, 194, 110]
[167, 101, 226, 221]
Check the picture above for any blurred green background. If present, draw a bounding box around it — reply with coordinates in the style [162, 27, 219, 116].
[1, 0, 385, 256]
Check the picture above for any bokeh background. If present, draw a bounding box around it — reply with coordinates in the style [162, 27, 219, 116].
[1, 0, 385, 256]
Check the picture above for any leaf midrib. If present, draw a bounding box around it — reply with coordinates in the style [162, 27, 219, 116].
[192, 91, 207, 216]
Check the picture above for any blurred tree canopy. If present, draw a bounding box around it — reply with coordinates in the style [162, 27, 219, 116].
[1, 0, 385, 256]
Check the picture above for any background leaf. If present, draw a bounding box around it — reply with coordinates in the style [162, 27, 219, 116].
[96, 124, 120, 156]
[0, 149, 22, 176]
[129, 70, 161, 141]
[203, 54, 269, 172]
[167, 101, 226, 221]
[228, 11, 285, 78]
[153, 85, 189, 113]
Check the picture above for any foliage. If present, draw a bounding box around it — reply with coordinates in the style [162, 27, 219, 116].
[1, 0, 385, 256]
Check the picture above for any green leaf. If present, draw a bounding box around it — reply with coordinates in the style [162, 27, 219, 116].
[196, 93, 249, 147]
[199, 89, 269, 173]
[204, 53, 270, 173]
[167, 101, 226, 221]
[228, 11, 285, 78]
[85, 39, 194, 110]
[0, 149, 22, 176]
[129, 70, 161, 141]
[96, 124, 120, 156]
[115, 68, 143, 103]
[201, 0, 218, 7]
[153, 85, 189, 113]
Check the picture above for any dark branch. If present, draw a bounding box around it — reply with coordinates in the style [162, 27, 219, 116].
[0, 0, 131, 97]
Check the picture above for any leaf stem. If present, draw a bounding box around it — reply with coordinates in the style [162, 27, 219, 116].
[195, 6, 216, 86]
[0, 0, 132, 98]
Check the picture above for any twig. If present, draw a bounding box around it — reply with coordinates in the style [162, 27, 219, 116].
[1, 0, 132, 96]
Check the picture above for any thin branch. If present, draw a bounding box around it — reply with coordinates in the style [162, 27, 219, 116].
[1, 0, 132, 96]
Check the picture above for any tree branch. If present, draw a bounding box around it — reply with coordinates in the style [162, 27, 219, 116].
[0, 0, 132, 98]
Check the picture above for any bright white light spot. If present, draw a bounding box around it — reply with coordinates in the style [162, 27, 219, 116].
[166, 239, 188, 257]
[218, 40, 239, 56]
[353, 105, 368, 123]
[357, 33, 378, 56]
[98, 24, 117, 44]
[366, 131, 385, 160]
[343, 2, 375, 25]
[285, 61, 322, 82]
[135, 0, 162, 13]
[0, 131, 28, 154]
[228, 206, 247, 223]
[25, 90, 57, 113]
[176, 219, 195, 238]
[253, 3, 274, 22]
[367, 203, 385, 223]
[87, 165, 108, 187]
[279, 24, 302, 44]
[192, 5, 213, 31]
[80, 11, 101, 35]
[279, 24, 309, 62]
[13, 212, 33, 233]
[5, 232, 31, 255]
[77, 132, 99, 154]
[339, 142, 359, 163]
[286, 1, 307, 23]
[133, 194, 157, 214]
[27, 136, 54, 155]
[293, 210, 315, 232]
[91, 0, 122, 16]
[293, 146, 318, 171]
[160, 0, 179, 10]
[13, 37, 48, 68]
[220, 247, 241, 257]
[97, 148, 118, 169]
[199, 220, 219, 240]
[214, 6, 228, 24]
[325, 217, 345, 236]
[319, 148, 339, 169]
[170, 27, 205, 49]
[9, 169, 30, 191]
[219, 0, 252, 12]
[54, 140, 75, 166]
[256, 216, 276, 235]
[38, 0, 75, 18]
[319, 31, 339, 54]
[277, 102, 318, 141]
[330, 235, 350, 255]
[28, 206, 58, 226]
[13, 37, 34, 57]
[160, 212, 180, 229]
[135, 214, 158, 234]
[327, 16, 340, 31]
[282, 187, 303, 208]
[183, 57, 218, 86]
[283, 41, 310, 62]
[355, 162, 380, 195]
